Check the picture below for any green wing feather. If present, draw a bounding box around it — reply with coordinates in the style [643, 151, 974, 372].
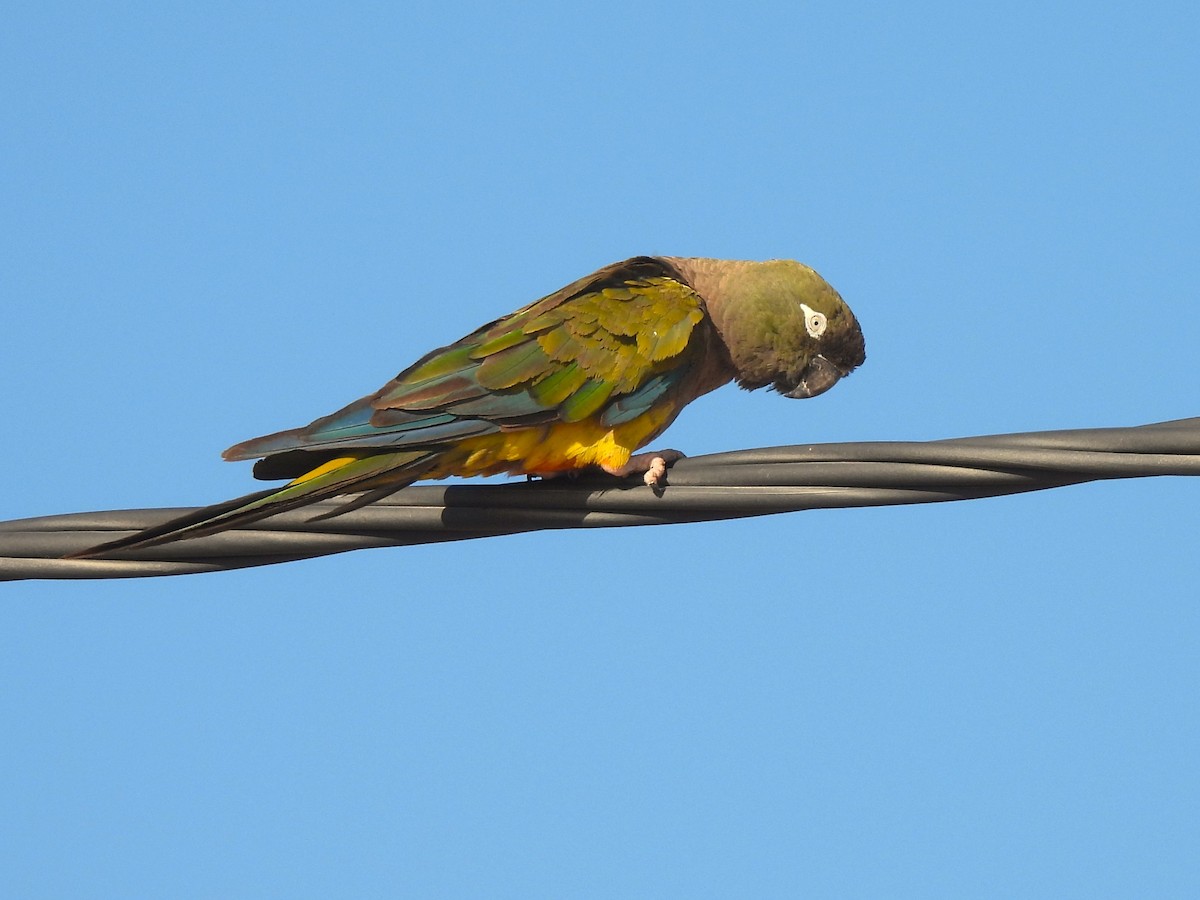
[309, 260, 710, 444]
[73, 258, 717, 558]
[222, 257, 714, 477]
[374, 260, 707, 419]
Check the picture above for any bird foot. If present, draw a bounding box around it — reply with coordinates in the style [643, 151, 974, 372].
[601, 449, 686, 488]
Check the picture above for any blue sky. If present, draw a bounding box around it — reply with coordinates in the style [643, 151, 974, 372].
[3, 2, 1199, 896]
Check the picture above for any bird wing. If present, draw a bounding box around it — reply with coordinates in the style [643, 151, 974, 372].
[224, 257, 713, 478]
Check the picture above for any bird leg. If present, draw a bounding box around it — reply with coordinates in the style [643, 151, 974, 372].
[601, 449, 686, 488]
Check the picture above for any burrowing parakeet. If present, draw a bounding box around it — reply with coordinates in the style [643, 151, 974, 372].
[77, 256, 866, 556]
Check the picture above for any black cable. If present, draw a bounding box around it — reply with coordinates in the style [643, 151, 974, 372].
[4, 416, 1198, 581]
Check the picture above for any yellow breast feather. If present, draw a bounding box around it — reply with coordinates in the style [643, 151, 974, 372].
[425, 402, 677, 479]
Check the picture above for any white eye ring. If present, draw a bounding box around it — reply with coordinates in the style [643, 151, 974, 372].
[800, 303, 827, 338]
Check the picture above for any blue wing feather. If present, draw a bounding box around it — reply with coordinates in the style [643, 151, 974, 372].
[600, 370, 683, 426]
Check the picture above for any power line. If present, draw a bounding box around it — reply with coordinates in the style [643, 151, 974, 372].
[4, 416, 1199, 581]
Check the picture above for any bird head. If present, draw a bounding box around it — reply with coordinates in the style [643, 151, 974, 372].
[688, 258, 866, 399]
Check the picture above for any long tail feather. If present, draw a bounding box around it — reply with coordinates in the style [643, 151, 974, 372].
[67, 450, 441, 558]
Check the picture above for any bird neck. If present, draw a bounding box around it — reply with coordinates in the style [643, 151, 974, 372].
[659, 257, 755, 333]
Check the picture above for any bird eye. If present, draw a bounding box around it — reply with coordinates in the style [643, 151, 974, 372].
[800, 304, 827, 338]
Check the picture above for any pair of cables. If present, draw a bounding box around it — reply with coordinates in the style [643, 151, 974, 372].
[4, 416, 1197, 580]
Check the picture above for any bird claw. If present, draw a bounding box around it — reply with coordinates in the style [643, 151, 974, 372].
[602, 449, 686, 490]
[643, 457, 668, 488]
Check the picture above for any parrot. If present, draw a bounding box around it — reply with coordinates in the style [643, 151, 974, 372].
[74, 255, 866, 557]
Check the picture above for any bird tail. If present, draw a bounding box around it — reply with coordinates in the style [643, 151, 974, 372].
[66, 449, 441, 559]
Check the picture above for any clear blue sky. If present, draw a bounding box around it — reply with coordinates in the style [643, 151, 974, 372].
[3, 3, 1199, 896]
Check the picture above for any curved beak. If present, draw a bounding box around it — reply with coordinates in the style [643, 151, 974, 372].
[784, 355, 843, 399]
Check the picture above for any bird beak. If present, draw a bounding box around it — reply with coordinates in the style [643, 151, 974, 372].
[784, 355, 843, 399]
